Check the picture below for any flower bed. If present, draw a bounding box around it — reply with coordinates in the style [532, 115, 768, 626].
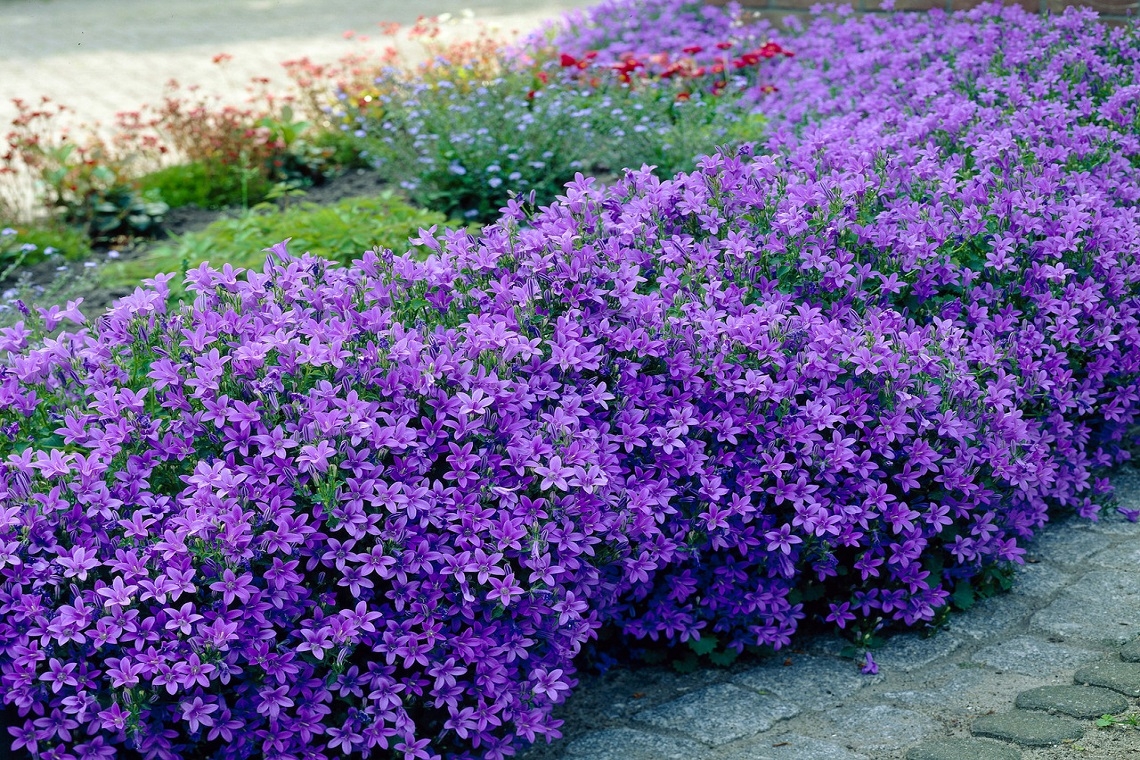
[1, 2, 1139, 760]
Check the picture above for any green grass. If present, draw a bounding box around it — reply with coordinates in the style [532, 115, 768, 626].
[99, 192, 455, 300]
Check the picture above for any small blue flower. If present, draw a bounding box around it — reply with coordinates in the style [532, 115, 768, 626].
[0, 227, 15, 236]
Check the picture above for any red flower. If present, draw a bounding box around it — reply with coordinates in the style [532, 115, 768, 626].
[560, 53, 578, 67]
[682, 45, 704, 55]
[716, 41, 733, 50]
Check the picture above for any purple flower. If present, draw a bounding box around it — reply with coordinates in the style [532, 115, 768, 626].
[209, 569, 255, 606]
[180, 696, 218, 733]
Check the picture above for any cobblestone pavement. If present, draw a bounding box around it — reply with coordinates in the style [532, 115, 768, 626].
[521, 467, 1140, 760]
[0, 0, 597, 131]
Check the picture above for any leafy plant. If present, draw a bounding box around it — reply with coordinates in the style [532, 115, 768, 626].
[99, 192, 453, 300]
[1096, 713, 1140, 728]
[135, 161, 270, 211]
[1, 98, 164, 240]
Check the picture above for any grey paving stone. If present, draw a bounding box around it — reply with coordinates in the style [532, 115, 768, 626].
[565, 728, 710, 760]
[632, 683, 798, 747]
[1014, 684, 1129, 718]
[1121, 635, 1140, 663]
[1073, 661, 1140, 697]
[1031, 570, 1140, 645]
[802, 635, 850, 658]
[822, 705, 939, 751]
[881, 667, 987, 709]
[1088, 542, 1140, 570]
[874, 632, 963, 673]
[1083, 516, 1140, 536]
[948, 594, 1034, 641]
[733, 655, 868, 711]
[1009, 562, 1070, 599]
[883, 666, 1051, 717]
[1025, 525, 1105, 564]
[971, 710, 1083, 746]
[721, 734, 869, 760]
[905, 737, 1023, 760]
[972, 635, 1103, 676]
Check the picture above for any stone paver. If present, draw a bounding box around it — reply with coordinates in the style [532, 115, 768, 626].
[1014, 685, 1129, 718]
[1088, 542, 1140, 570]
[1121, 636, 1140, 663]
[565, 728, 710, 760]
[949, 594, 1034, 641]
[882, 667, 988, 710]
[1031, 570, 1140, 645]
[1025, 525, 1106, 564]
[1072, 661, 1140, 697]
[972, 635, 1103, 676]
[905, 737, 1023, 760]
[1007, 562, 1070, 599]
[971, 710, 1084, 746]
[874, 632, 963, 672]
[632, 684, 799, 747]
[822, 705, 939, 751]
[732, 655, 867, 711]
[721, 734, 869, 760]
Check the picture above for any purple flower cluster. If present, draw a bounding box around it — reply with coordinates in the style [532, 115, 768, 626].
[2, 3, 1140, 760]
[0, 246, 639, 759]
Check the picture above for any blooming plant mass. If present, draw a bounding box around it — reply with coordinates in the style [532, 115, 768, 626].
[2, 1, 1140, 759]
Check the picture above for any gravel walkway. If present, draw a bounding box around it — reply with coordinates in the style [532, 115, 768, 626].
[520, 467, 1140, 760]
[0, 0, 597, 131]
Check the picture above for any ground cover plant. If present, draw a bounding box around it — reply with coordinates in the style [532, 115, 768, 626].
[325, 12, 786, 222]
[2, 2, 1140, 760]
[97, 193, 453, 302]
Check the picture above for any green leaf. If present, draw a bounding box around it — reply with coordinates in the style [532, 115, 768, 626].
[688, 635, 718, 657]
[708, 648, 739, 667]
[672, 652, 699, 674]
[951, 582, 975, 611]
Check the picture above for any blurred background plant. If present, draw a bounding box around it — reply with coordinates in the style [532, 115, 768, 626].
[0, 97, 165, 241]
[98, 191, 454, 302]
[314, 16, 784, 221]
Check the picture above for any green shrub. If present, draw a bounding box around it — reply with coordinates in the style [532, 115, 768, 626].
[352, 70, 765, 222]
[136, 161, 272, 210]
[99, 192, 454, 299]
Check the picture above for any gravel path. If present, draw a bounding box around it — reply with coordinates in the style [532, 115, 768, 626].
[0, 0, 598, 131]
[520, 467, 1140, 760]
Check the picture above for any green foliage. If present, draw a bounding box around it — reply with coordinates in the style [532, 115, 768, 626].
[308, 129, 370, 170]
[356, 71, 766, 222]
[136, 161, 271, 210]
[0, 223, 91, 271]
[81, 186, 168, 241]
[99, 192, 454, 300]
[1096, 713, 1139, 728]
